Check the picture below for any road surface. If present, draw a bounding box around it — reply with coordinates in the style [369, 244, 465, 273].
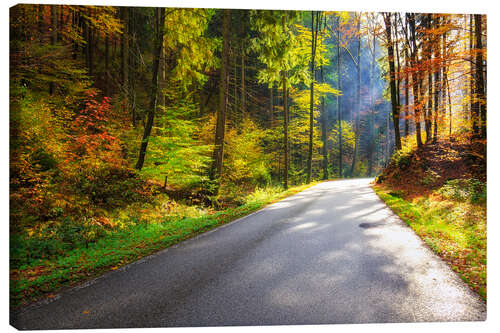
[11, 179, 486, 329]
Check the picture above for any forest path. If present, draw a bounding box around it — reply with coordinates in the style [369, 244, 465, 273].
[12, 179, 485, 329]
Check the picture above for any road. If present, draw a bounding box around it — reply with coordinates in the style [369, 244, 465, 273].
[11, 179, 486, 329]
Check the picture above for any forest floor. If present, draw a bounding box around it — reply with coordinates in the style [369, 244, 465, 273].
[10, 182, 318, 309]
[373, 138, 486, 299]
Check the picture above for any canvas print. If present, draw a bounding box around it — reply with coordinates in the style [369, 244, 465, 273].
[10, 3, 486, 329]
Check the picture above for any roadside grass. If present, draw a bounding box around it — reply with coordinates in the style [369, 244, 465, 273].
[373, 184, 486, 299]
[10, 182, 317, 309]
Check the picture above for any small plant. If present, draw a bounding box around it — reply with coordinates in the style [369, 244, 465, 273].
[420, 169, 441, 186]
[391, 143, 414, 170]
[438, 179, 486, 204]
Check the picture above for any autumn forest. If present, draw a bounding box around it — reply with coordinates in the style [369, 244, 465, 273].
[10, 5, 487, 307]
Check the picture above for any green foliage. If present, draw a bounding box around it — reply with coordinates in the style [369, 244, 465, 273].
[163, 8, 218, 90]
[329, 120, 355, 155]
[224, 117, 272, 186]
[141, 98, 212, 187]
[420, 169, 441, 186]
[390, 141, 415, 170]
[438, 179, 486, 204]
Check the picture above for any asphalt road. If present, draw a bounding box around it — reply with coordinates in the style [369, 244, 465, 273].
[11, 179, 486, 329]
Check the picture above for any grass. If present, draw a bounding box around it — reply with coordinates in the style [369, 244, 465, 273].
[373, 184, 486, 299]
[10, 182, 317, 309]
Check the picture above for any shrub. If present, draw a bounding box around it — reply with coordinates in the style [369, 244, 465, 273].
[421, 169, 441, 186]
[74, 165, 148, 207]
[391, 144, 414, 170]
[438, 179, 486, 204]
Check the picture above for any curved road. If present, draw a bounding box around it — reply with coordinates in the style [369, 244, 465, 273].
[11, 179, 486, 329]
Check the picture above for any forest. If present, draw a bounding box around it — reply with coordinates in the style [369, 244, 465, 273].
[10, 5, 486, 306]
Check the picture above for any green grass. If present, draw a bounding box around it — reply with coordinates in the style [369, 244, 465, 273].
[10, 182, 316, 309]
[373, 184, 486, 299]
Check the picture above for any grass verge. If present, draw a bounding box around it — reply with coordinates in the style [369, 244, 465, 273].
[373, 184, 486, 299]
[10, 182, 317, 309]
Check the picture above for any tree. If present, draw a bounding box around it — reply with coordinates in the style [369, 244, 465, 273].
[383, 12, 402, 150]
[135, 7, 166, 170]
[210, 9, 231, 185]
[307, 11, 320, 183]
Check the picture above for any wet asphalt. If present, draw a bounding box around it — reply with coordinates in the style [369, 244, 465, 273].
[11, 178, 486, 329]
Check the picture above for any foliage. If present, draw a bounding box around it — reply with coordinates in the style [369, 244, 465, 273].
[224, 117, 272, 186]
[438, 179, 486, 204]
[141, 98, 212, 187]
[163, 8, 218, 90]
[329, 120, 355, 155]
[390, 139, 416, 170]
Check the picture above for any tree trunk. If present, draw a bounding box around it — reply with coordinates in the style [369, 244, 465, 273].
[350, 15, 361, 177]
[383, 13, 402, 151]
[433, 15, 440, 143]
[307, 11, 319, 184]
[474, 14, 486, 140]
[88, 8, 94, 77]
[337, 16, 343, 178]
[368, 27, 376, 176]
[469, 14, 475, 133]
[104, 33, 110, 96]
[424, 15, 432, 143]
[320, 64, 328, 180]
[210, 9, 231, 184]
[282, 15, 289, 190]
[270, 86, 274, 128]
[121, 7, 129, 103]
[241, 43, 246, 114]
[404, 46, 410, 137]
[135, 7, 166, 171]
[408, 13, 423, 147]
[49, 5, 57, 95]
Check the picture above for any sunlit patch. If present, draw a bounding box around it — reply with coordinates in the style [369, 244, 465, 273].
[289, 222, 318, 231]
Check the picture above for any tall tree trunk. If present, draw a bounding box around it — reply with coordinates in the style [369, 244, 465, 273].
[72, 8, 79, 59]
[368, 27, 376, 176]
[383, 13, 402, 151]
[474, 14, 486, 140]
[408, 13, 423, 147]
[350, 14, 361, 177]
[129, 8, 138, 127]
[210, 9, 231, 184]
[337, 16, 343, 178]
[58, 5, 63, 42]
[307, 11, 319, 184]
[469, 14, 479, 139]
[49, 5, 57, 95]
[87, 8, 94, 77]
[104, 33, 110, 96]
[282, 15, 289, 190]
[38, 4, 44, 42]
[283, 74, 289, 189]
[404, 46, 410, 137]
[433, 15, 440, 143]
[424, 15, 432, 143]
[121, 7, 129, 104]
[270, 86, 274, 128]
[320, 63, 328, 180]
[135, 8, 166, 170]
[241, 43, 246, 114]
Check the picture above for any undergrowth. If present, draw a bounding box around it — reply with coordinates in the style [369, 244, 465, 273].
[373, 180, 486, 299]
